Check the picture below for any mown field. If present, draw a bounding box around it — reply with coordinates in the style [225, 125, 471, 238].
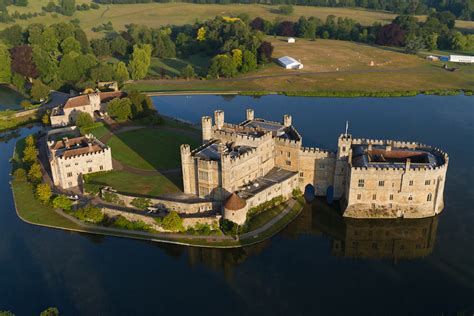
[128, 37, 474, 93]
[2, 2, 473, 38]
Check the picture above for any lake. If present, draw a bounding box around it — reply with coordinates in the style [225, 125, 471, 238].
[0, 85, 25, 111]
[0, 95, 473, 315]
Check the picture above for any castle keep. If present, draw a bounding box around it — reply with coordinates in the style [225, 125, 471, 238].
[181, 109, 448, 224]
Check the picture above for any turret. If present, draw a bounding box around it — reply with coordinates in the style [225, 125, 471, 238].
[180, 144, 194, 194]
[333, 132, 353, 200]
[283, 114, 292, 127]
[214, 110, 224, 130]
[337, 133, 352, 159]
[201, 116, 212, 143]
[246, 109, 254, 121]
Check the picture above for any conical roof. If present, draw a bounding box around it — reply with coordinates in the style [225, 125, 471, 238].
[224, 193, 246, 211]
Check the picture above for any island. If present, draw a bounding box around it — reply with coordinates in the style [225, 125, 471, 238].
[10, 88, 448, 247]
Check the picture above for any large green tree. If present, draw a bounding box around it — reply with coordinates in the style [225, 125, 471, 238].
[30, 79, 51, 102]
[59, 51, 81, 82]
[115, 61, 129, 84]
[32, 46, 59, 84]
[128, 44, 151, 80]
[107, 97, 132, 121]
[75, 112, 94, 128]
[60, 0, 75, 16]
[0, 44, 11, 83]
[61, 36, 81, 54]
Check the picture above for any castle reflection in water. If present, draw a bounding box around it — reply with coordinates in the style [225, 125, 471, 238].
[179, 200, 440, 276]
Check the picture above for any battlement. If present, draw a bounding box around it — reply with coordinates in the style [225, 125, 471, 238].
[58, 146, 110, 161]
[300, 146, 336, 157]
[275, 137, 302, 148]
[225, 147, 258, 164]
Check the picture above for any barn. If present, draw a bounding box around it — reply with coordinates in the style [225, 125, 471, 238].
[449, 55, 474, 63]
[277, 56, 304, 69]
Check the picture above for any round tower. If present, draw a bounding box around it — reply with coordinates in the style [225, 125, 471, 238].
[201, 116, 212, 143]
[180, 144, 193, 194]
[246, 109, 254, 121]
[214, 110, 224, 130]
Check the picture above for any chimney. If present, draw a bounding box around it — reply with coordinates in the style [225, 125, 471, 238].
[406, 158, 411, 170]
[246, 109, 254, 121]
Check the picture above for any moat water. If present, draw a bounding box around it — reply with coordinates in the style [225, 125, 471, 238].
[0, 85, 25, 111]
[0, 94, 473, 315]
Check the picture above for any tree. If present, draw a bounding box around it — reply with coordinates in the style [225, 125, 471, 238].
[61, 36, 81, 54]
[59, 51, 81, 82]
[257, 41, 273, 64]
[231, 48, 242, 69]
[0, 311, 15, 316]
[110, 35, 128, 56]
[160, 211, 184, 232]
[76, 112, 94, 127]
[115, 61, 129, 84]
[11, 73, 26, 94]
[42, 112, 51, 126]
[52, 195, 73, 211]
[36, 183, 52, 204]
[23, 142, 38, 165]
[107, 97, 132, 121]
[91, 38, 110, 57]
[89, 63, 115, 82]
[39, 26, 59, 52]
[32, 46, 59, 84]
[30, 79, 51, 102]
[279, 4, 294, 15]
[15, 0, 28, 6]
[425, 32, 438, 51]
[13, 168, 27, 181]
[181, 64, 195, 80]
[40, 307, 59, 316]
[130, 198, 151, 210]
[60, 0, 75, 16]
[128, 90, 154, 118]
[375, 23, 406, 46]
[128, 44, 151, 80]
[278, 21, 296, 36]
[451, 31, 467, 50]
[74, 206, 104, 223]
[28, 162, 42, 183]
[0, 25, 23, 46]
[0, 44, 11, 83]
[208, 54, 237, 78]
[241, 50, 257, 73]
[404, 34, 424, 54]
[74, 28, 89, 53]
[250, 17, 265, 31]
[196, 26, 206, 41]
[10, 45, 38, 79]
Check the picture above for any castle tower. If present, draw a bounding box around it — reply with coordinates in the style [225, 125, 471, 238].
[283, 114, 292, 127]
[180, 144, 195, 195]
[246, 109, 254, 121]
[201, 116, 212, 143]
[214, 110, 224, 130]
[333, 133, 353, 199]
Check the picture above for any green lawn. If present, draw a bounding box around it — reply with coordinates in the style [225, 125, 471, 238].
[107, 128, 200, 170]
[12, 180, 81, 229]
[148, 55, 210, 78]
[80, 122, 110, 139]
[242, 203, 287, 233]
[85, 170, 182, 196]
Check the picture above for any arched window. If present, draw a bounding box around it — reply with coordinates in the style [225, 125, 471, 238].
[427, 193, 432, 202]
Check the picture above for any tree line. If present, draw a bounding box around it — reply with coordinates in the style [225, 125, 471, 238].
[91, 0, 473, 21]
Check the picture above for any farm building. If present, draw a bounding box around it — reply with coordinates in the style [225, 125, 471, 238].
[287, 37, 295, 43]
[277, 56, 304, 69]
[449, 55, 474, 63]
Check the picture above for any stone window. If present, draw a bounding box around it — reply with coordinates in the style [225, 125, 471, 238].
[299, 172, 304, 177]
[68, 182, 72, 186]
[287, 152, 291, 158]
[65, 164, 71, 168]
[67, 172, 73, 177]
[100, 165, 103, 171]
[427, 193, 432, 202]
[408, 195, 413, 201]
[88, 167, 92, 173]
[198, 171, 210, 181]
[342, 146, 346, 152]
[358, 179, 364, 187]
[378, 180, 385, 187]
[86, 159, 92, 163]
[371, 242, 378, 249]
[409, 180, 414, 186]
[286, 160, 291, 166]
[357, 194, 361, 200]
[372, 194, 376, 200]
[389, 194, 394, 201]
[425, 180, 431, 185]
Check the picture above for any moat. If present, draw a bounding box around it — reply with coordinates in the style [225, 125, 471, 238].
[1, 94, 473, 314]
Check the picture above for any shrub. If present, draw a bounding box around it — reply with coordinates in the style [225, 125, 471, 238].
[292, 188, 302, 198]
[74, 206, 104, 224]
[279, 4, 294, 15]
[35, 183, 52, 205]
[84, 183, 101, 195]
[40, 307, 59, 316]
[76, 112, 94, 128]
[13, 168, 27, 181]
[28, 162, 43, 183]
[160, 211, 184, 232]
[52, 195, 73, 211]
[247, 195, 284, 219]
[220, 219, 240, 235]
[112, 215, 152, 232]
[102, 191, 124, 205]
[130, 197, 151, 210]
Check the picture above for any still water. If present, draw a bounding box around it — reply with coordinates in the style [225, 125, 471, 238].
[0, 95, 473, 315]
[0, 86, 25, 111]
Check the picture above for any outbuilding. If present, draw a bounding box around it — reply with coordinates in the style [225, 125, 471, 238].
[287, 37, 295, 43]
[277, 56, 304, 69]
[449, 54, 474, 63]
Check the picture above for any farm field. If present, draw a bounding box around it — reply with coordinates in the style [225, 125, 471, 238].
[128, 37, 474, 93]
[1, 2, 473, 38]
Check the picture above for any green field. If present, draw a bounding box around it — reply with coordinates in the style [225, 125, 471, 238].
[242, 203, 287, 233]
[106, 128, 200, 171]
[2, 2, 473, 38]
[149, 55, 210, 78]
[85, 170, 182, 197]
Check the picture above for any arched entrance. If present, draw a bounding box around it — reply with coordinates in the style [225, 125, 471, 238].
[304, 184, 315, 203]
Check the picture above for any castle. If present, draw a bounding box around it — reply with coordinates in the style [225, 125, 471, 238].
[50, 91, 126, 127]
[47, 128, 113, 189]
[180, 109, 448, 224]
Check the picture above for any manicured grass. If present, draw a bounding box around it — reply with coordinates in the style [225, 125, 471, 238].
[11, 180, 81, 230]
[107, 128, 200, 170]
[3, 3, 472, 39]
[80, 122, 109, 139]
[148, 55, 210, 78]
[242, 203, 287, 233]
[0, 112, 39, 132]
[85, 170, 182, 197]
